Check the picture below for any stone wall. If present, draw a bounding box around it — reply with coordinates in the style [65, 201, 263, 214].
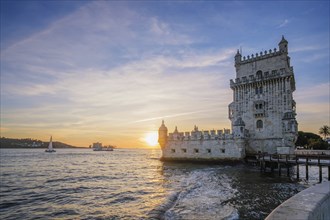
[161, 139, 245, 160]
[247, 138, 283, 154]
[265, 181, 330, 220]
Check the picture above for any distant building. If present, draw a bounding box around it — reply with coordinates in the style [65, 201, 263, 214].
[159, 36, 298, 161]
[32, 142, 42, 147]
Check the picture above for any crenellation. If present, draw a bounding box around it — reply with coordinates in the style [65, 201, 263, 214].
[236, 48, 284, 66]
[167, 127, 237, 142]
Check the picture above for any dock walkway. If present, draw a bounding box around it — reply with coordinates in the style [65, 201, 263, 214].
[247, 153, 330, 182]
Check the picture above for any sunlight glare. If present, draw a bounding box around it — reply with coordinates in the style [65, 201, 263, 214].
[144, 132, 158, 147]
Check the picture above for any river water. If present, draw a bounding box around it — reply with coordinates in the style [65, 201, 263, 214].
[0, 148, 328, 219]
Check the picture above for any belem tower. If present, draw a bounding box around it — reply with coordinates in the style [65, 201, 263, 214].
[158, 36, 298, 161]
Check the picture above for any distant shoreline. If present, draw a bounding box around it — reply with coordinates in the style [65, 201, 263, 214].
[0, 146, 87, 149]
[0, 137, 87, 149]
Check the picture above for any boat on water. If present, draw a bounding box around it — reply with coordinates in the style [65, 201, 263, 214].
[45, 136, 56, 153]
[92, 142, 115, 151]
[93, 146, 114, 151]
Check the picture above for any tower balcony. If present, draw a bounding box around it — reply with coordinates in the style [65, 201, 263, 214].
[254, 109, 265, 117]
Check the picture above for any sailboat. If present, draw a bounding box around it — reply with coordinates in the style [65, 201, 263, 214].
[45, 136, 56, 153]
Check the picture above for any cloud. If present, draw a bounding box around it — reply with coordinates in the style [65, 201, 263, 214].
[298, 53, 329, 63]
[290, 45, 323, 53]
[278, 19, 289, 28]
[150, 17, 170, 35]
[131, 109, 218, 123]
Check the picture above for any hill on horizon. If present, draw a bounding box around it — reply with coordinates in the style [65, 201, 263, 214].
[0, 137, 83, 148]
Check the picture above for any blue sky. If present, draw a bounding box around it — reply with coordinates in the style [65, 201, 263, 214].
[1, 1, 329, 147]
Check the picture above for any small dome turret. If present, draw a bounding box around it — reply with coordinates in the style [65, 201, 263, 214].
[158, 120, 168, 148]
[235, 49, 242, 64]
[279, 35, 288, 44]
[159, 120, 168, 131]
[278, 35, 288, 54]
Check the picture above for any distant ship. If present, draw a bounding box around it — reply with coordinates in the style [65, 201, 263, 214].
[45, 136, 56, 153]
[93, 146, 114, 151]
[92, 142, 114, 151]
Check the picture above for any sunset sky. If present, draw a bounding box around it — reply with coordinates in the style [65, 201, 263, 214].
[1, 1, 329, 148]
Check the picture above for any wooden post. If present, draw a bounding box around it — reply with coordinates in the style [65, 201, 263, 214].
[318, 157, 322, 183]
[296, 157, 299, 180]
[259, 154, 263, 172]
[278, 156, 281, 176]
[305, 157, 309, 180]
[263, 154, 265, 172]
[328, 166, 330, 181]
[286, 155, 290, 177]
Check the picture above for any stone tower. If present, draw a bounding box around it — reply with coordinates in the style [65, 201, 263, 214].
[158, 120, 168, 149]
[229, 36, 298, 154]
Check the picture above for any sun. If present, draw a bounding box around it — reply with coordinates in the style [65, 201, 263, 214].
[144, 132, 158, 147]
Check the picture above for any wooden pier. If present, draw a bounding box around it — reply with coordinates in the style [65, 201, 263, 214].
[247, 153, 330, 182]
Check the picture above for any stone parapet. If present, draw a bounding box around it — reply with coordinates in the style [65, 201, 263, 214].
[230, 68, 293, 88]
[265, 181, 330, 220]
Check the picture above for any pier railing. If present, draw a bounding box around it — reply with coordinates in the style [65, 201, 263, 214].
[248, 153, 330, 182]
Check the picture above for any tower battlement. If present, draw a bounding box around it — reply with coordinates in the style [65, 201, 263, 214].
[236, 49, 284, 64]
[167, 127, 235, 141]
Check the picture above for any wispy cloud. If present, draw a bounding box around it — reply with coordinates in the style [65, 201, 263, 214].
[290, 45, 323, 53]
[132, 109, 218, 123]
[298, 53, 329, 63]
[278, 19, 289, 28]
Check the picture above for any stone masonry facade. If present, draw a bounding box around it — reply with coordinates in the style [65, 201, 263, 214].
[159, 36, 298, 161]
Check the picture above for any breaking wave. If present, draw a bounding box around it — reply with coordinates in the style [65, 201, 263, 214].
[150, 168, 239, 220]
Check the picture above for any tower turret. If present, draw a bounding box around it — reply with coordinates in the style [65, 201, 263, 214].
[158, 120, 168, 149]
[232, 117, 246, 138]
[234, 49, 242, 67]
[278, 35, 288, 54]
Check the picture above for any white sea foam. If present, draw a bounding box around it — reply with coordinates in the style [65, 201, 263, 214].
[164, 168, 239, 220]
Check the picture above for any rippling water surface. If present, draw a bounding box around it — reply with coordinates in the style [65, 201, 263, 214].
[0, 148, 327, 219]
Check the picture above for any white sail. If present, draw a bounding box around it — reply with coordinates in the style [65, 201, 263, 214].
[48, 136, 53, 150]
[45, 136, 55, 152]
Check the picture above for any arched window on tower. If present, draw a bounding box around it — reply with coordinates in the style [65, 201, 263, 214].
[256, 70, 263, 79]
[255, 86, 263, 95]
[256, 120, 263, 129]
